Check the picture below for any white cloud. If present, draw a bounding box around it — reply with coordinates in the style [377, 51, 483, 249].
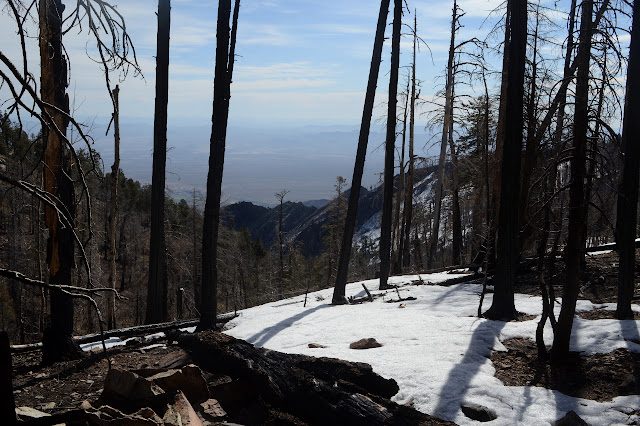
[240, 24, 295, 46]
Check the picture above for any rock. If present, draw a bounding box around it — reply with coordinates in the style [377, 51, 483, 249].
[461, 403, 497, 422]
[163, 391, 203, 426]
[200, 398, 227, 419]
[554, 410, 589, 426]
[308, 343, 327, 348]
[349, 338, 382, 350]
[134, 367, 169, 378]
[79, 400, 93, 410]
[86, 404, 163, 425]
[157, 349, 193, 369]
[148, 364, 209, 404]
[15, 406, 50, 419]
[126, 337, 144, 346]
[39, 401, 56, 410]
[101, 368, 165, 407]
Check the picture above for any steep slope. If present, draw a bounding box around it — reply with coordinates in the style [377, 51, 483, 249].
[223, 164, 441, 256]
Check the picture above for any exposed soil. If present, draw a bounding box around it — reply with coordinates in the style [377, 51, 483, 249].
[492, 338, 640, 403]
[490, 249, 640, 407]
[12, 343, 193, 415]
[9, 250, 640, 423]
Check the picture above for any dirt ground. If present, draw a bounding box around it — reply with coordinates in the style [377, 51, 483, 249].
[12, 343, 195, 415]
[9, 250, 640, 423]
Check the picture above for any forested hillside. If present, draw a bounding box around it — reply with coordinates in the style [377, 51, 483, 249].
[1, 0, 639, 423]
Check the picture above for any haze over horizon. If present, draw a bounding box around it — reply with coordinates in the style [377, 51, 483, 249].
[1, 0, 589, 204]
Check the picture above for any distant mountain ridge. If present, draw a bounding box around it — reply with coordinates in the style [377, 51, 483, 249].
[221, 165, 439, 256]
[302, 199, 330, 208]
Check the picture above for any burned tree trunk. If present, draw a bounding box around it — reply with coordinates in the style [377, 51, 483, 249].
[39, 0, 81, 364]
[448, 80, 462, 265]
[483, 0, 527, 321]
[428, 0, 458, 269]
[615, 0, 639, 320]
[402, 13, 418, 270]
[552, 0, 594, 361]
[332, 0, 390, 303]
[391, 77, 409, 275]
[107, 85, 120, 330]
[379, 0, 402, 290]
[146, 0, 171, 325]
[200, 0, 240, 329]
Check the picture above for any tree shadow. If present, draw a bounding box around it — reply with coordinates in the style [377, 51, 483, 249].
[432, 318, 506, 421]
[431, 283, 478, 305]
[247, 304, 333, 348]
[619, 316, 640, 349]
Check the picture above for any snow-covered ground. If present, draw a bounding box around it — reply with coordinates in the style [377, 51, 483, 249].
[223, 273, 640, 425]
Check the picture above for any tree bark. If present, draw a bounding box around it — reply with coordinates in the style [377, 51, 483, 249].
[146, 0, 171, 325]
[486, 0, 511, 266]
[275, 189, 289, 298]
[200, 0, 239, 329]
[402, 13, 417, 270]
[379, 0, 401, 290]
[0, 331, 16, 425]
[107, 85, 120, 330]
[448, 79, 462, 265]
[391, 77, 409, 274]
[332, 0, 390, 303]
[615, 0, 639, 319]
[39, 0, 81, 364]
[428, 0, 457, 269]
[552, 0, 593, 361]
[483, 0, 527, 321]
[518, 3, 540, 249]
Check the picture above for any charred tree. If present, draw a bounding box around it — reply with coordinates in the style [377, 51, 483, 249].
[39, 0, 81, 364]
[483, 0, 527, 321]
[107, 85, 120, 330]
[552, 0, 594, 361]
[200, 0, 240, 329]
[402, 13, 418, 270]
[379, 0, 402, 290]
[332, 0, 390, 304]
[428, 0, 458, 269]
[615, 0, 639, 320]
[146, 0, 171, 325]
[518, 2, 541, 247]
[391, 76, 409, 275]
[274, 189, 290, 298]
[448, 77, 462, 265]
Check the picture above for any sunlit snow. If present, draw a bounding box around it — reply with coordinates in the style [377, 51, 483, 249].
[222, 273, 640, 425]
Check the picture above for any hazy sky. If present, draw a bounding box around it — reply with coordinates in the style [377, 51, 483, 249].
[1, 0, 588, 204]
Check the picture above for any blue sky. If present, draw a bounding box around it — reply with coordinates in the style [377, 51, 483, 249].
[4, 0, 624, 204]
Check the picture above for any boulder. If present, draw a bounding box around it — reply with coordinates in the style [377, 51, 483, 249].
[101, 368, 165, 408]
[162, 391, 203, 426]
[349, 338, 382, 350]
[148, 364, 209, 404]
[200, 398, 227, 420]
[554, 410, 589, 426]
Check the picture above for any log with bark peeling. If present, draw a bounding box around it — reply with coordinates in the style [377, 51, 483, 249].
[177, 331, 453, 425]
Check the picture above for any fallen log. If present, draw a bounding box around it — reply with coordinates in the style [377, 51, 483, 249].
[178, 331, 453, 425]
[10, 313, 238, 354]
[412, 273, 483, 287]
